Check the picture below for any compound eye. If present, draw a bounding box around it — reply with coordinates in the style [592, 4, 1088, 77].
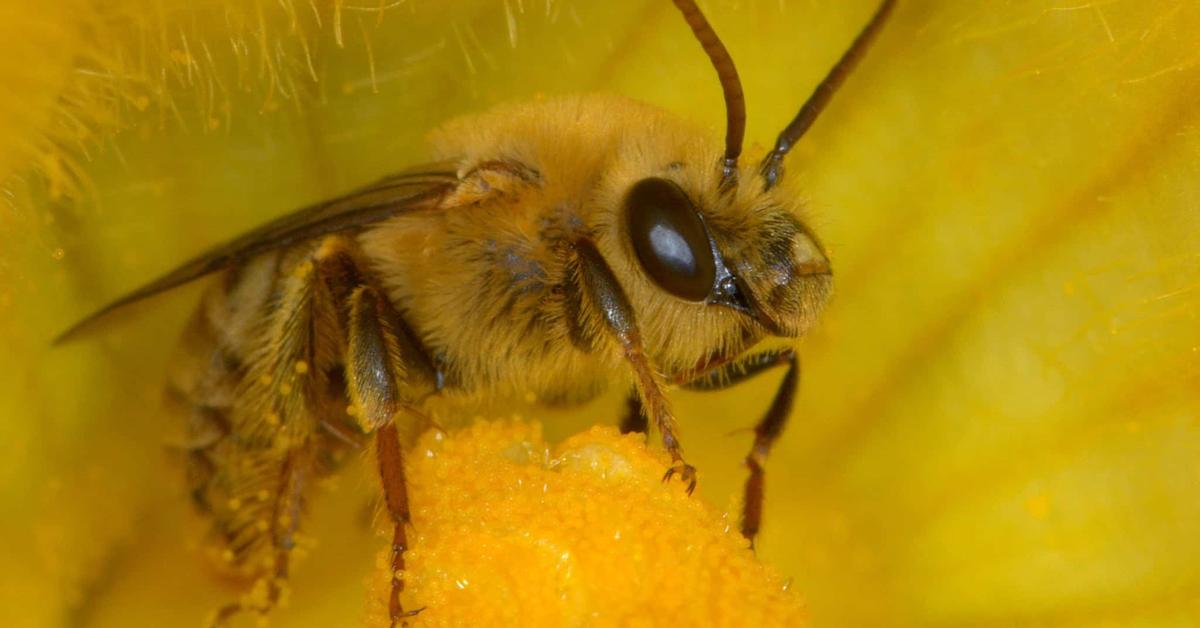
[624, 177, 716, 301]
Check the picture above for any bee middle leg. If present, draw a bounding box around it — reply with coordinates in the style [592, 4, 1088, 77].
[678, 348, 799, 546]
[344, 283, 438, 625]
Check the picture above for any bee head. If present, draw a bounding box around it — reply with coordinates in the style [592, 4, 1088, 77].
[620, 174, 830, 339]
[612, 0, 889, 342]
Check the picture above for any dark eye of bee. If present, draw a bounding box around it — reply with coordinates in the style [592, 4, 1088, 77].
[624, 177, 716, 301]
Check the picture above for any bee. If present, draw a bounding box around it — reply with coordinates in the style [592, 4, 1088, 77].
[57, 0, 895, 624]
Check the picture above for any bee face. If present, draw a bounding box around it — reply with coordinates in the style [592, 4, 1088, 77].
[619, 166, 825, 333]
[586, 108, 834, 374]
[620, 173, 831, 340]
[719, 201, 832, 339]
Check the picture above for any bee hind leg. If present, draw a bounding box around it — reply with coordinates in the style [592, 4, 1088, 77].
[679, 348, 799, 547]
[206, 252, 336, 625]
[209, 450, 308, 626]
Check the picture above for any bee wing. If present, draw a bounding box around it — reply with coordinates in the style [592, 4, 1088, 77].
[55, 163, 460, 344]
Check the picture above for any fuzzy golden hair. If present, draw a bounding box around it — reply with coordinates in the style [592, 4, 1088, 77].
[362, 94, 830, 405]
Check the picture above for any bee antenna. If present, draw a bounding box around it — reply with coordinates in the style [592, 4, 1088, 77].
[759, 0, 896, 190]
[671, 0, 745, 191]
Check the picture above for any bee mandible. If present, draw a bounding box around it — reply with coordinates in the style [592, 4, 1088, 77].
[57, 0, 895, 623]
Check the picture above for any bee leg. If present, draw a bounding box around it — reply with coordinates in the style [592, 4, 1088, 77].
[210, 257, 329, 625]
[210, 451, 309, 627]
[572, 239, 696, 494]
[345, 285, 438, 625]
[375, 421, 420, 626]
[680, 348, 799, 546]
[619, 392, 648, 435]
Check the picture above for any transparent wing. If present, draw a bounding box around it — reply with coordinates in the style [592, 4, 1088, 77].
[55, 163, 459, 344]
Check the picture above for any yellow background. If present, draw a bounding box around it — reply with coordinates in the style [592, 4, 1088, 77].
[2, 0, 1199, 626]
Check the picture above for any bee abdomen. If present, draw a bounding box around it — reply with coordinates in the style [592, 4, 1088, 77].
[165, 254, 280, 516]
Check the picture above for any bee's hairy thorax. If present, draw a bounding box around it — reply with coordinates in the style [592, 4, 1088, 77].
[359, 156, 619, 406]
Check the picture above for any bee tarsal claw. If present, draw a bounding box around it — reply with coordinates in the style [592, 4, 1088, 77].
[391, 606, 426, 627]
[663, 462, 698, 495]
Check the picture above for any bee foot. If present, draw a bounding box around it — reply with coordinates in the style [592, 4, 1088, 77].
[662, 462, 698, 495]
[391, 606, 426, 627]
[209, 603, 252, 628]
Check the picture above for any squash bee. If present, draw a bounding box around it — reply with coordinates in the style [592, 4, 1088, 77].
[57, 0, 895, 624]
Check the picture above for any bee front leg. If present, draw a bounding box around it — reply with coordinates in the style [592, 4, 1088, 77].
[679, 348, 799, 546]
[572, 238, 696, 494]
[344, 284, 438, 626]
